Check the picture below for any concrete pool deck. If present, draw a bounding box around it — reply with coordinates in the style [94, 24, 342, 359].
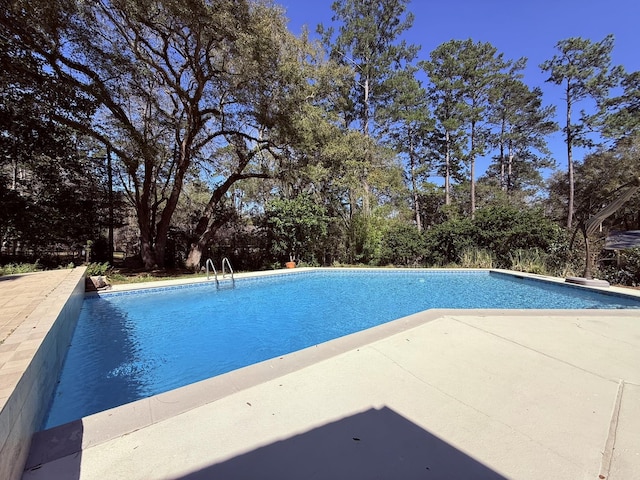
[3, 269, 640, 479]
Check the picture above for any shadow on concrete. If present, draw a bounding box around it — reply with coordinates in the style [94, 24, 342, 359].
[23, 420, 83, 480]
[0, 274, 23, 281]
[174, 406, 507, 480]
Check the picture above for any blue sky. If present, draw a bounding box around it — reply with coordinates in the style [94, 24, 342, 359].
[277, 0, 640, 180]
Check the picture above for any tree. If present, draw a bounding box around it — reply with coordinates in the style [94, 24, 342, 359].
[540, 34, 622, 228]
[381, 70, 433, 231]
[420, 44, 465, 207]
[456, 40, 508, 217]
[422, 40, 508, 216]
[0, 22, 102, 258]
[423, 216, 476, 266]
[600, 70, 640, 141]
[571, 137, 640, 233]
[3, 0, 321, 270]
[487, 61, 557, 195]
[546, 135, 640, 277]
[264, 194, 329, 264]
[318, 0, 419, 216]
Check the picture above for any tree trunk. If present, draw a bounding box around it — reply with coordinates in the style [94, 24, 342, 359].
[107, 146, 114, 263]
[137, 190, 158, 269]
[361, 75, 371, 217]
[409, 147, 422, 231]
[153, 139, 193, 269]
[470, 121, 476, 219]
[444, 130, 451, 206]
[362, 172, 370, 217]
[507, 140, 514, 194]
[184, 167, 269, 270]
[499, 119, 506, 191]
[185, 239, 206, 271]
[185, 199, 226, 271]
[566, 81, 574, 229]
[138, 217, 158, 270]
[583, 228, 592, 279]
[500, 144, 506, 191]
[185, 220, 219, 271]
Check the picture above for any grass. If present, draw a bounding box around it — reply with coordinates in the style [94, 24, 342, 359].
[107, 268, 211, 285]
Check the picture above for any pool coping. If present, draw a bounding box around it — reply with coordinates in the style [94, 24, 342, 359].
[23, 267, 640, 470]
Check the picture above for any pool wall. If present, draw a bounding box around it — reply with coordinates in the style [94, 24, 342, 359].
[0, 268, 86, 480]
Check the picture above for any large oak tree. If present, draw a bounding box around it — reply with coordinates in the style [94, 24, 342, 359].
[2, 0, 318, 269]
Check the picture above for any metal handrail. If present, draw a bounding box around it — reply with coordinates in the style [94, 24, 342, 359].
[222, 257, 234, 281]
[205, 258, 219, 287]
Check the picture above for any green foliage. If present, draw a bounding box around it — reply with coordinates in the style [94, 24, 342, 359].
[318, 0, 419, 136]
[541, 228, 583, 277]
[264, 194, 328, 263]
[347, 213, 386, 265]
[541, 34, 621, 111]
[473, 204, 559, 266]
[571, 139, 640, 231]
[540, 34, 622, 227]
[601, 71, 640, 140]
[486, 64, 557, 194]
[419, 41, 469, 204]
[379, 223, 425, 266]
[421, 204, 562, 269]
[599, 248, 640, 286]
[5, 1, 635, 275]
[0, 29, 103, 256]
[4, 0, 320, 270]
[421, 39, 514, 213]
[424, 217, 476, 266]
[0, 262, 42, 276]
[85, 262, 111, 277]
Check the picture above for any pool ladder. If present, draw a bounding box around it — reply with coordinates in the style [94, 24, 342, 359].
[206, 257, 235, 289]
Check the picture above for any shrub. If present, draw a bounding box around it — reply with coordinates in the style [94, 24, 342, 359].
[599, 248, 640, 286]
[424, 218, 476, 266]
[379, 223, 425, 266]
[0, 262, 42, 275]
[85, 262, 111, 276]
[459, 248, 494, 268]
[264, 194, 328, 264]
[473, 205, 559, 267]
[347, 213, 386, 265]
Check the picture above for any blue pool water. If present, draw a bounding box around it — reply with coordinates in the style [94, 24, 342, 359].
[42, 270, 640, 429]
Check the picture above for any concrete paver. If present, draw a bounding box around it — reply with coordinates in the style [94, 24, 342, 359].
[0, 270, 77, 344]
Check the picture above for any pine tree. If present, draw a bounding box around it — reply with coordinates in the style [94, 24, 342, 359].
[540, 34, 621, 228]
[318, 0, 419, 216]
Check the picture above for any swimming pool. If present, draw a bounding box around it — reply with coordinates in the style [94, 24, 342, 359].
[42, 269, 640, 429]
